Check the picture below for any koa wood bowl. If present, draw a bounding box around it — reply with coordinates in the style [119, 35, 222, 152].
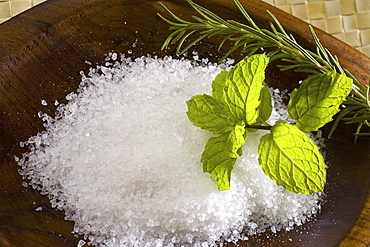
[0, 0, 369, 246]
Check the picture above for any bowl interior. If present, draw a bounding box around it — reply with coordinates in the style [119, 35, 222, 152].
[0, 0, 369, 246]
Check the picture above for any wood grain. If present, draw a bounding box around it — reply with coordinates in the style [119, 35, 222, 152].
[0, 0, 369, 246]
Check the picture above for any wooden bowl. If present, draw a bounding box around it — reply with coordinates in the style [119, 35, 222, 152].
[0, 0, 369, 246]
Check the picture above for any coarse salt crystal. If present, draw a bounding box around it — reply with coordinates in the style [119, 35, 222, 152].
[77, 240, 86, 247]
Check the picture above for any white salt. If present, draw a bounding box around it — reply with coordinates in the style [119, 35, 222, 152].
[78, 240, 86, 247]
[16, 55, 323, 247]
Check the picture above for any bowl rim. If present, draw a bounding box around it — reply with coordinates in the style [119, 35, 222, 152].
[0, 0, 369, 246]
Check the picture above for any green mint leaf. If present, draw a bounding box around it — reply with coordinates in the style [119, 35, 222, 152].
[258, 120, 326, 194]
[227, 123, 246, 158]
[288, 72, 353, 132]
[201, 131, 237, 190]
[224, 54, 269, 124]
[247, 85, 272, 132]
[256, 85, 272, 124]
[186, 94, 235, 135]
[212, 70, 229, 100]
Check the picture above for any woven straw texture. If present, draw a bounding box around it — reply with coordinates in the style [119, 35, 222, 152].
[263, 0, 370, 57]
[0, 0, 46, 23]
[0, 0, 370, 56]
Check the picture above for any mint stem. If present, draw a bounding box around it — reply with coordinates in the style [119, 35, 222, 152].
[245, 124, 272, 130]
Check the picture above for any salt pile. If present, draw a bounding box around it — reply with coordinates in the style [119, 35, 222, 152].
[16, 55, 323, 247]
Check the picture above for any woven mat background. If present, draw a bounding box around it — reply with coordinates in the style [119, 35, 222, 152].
[264, 0, 370, 56]
[0, 0, 46, 23]
[0, 0, 370, 57]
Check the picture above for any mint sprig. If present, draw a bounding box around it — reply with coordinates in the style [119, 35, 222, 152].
[186, 54, 352, 194]
[187, 54, 269, 190]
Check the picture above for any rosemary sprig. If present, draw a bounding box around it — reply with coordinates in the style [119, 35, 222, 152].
[158, 0, 370, 140]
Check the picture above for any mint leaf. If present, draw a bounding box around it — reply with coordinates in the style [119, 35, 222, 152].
[256, 85, 272, 123]
[227, 123, 246, 158]
[201, 131, 237, 190]
[186, 94, 236, 135]
[212, 70, 229, 100]
[258, 120, 326, 194]
[247, 85, 272, 132]
[223, 54, 269, 124]
[288, 72, 352, 132]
